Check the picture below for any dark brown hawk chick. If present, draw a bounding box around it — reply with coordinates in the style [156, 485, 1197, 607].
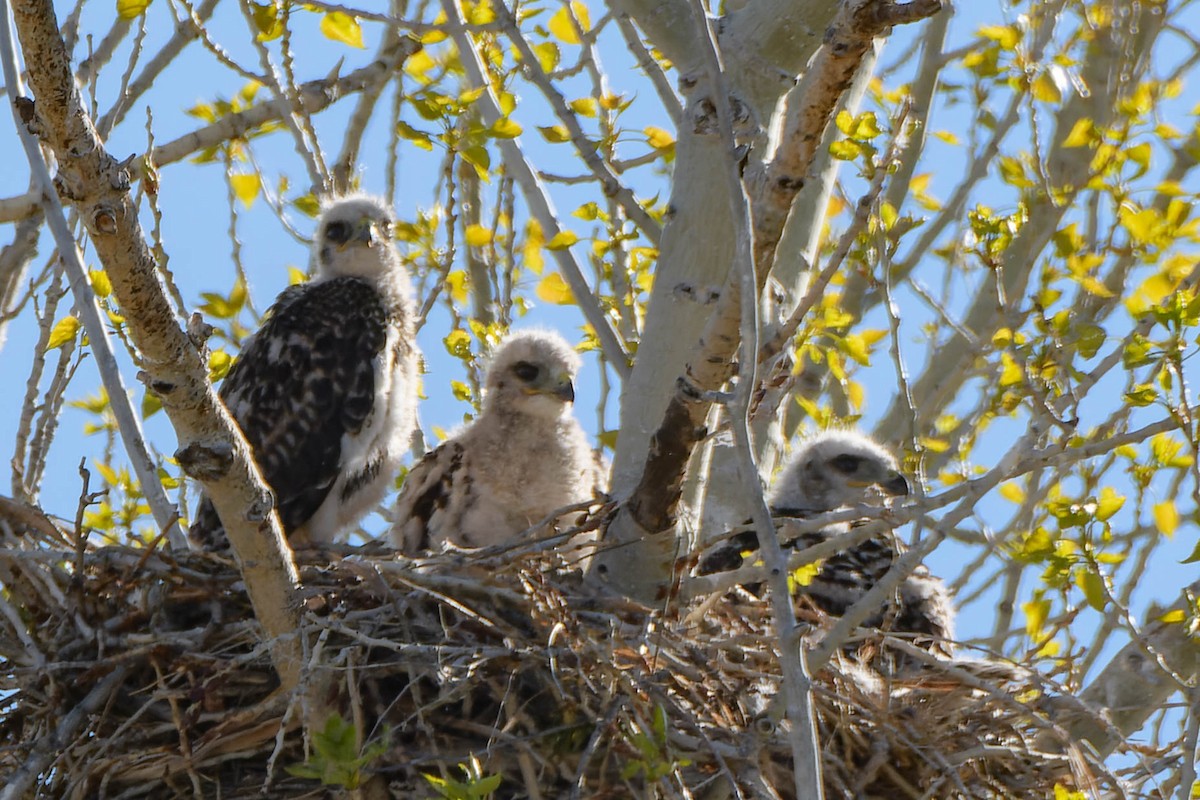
[189, 194, 419, 551]
[699, 430, 955, 664]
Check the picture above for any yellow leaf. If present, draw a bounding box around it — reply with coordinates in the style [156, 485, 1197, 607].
[523, 220, 545, 274]
[464, 224, 492, 247]
[999, 351, 1023, 387]
[931, 130, 959, 145]
[789, 561, 823, 590]
[536, 272, 574, 305]
[1031, 73, 1061, 104]
[918, 436, 949, 453]
[538, 125, 571, 143]
[1022, 597, 1051, 640]
[547, 1, 590, 44]
[845, 380, 864, 411]
[230, 174, 260, 208]
[320, 11, 364, 49]
[95, 460, 120, 486]
[1062, 118, 1095, 148]
[490, 117, 522, 139]
[1094, 487, 1125, 521]
[443, 329, 472, 358]
[89, 269, 112, 298]
[464, 0, 495, 24]
[208, 349, 232, 382]
[47, 316, 80, 350]
[445, 270, 468, 304]
[545, 230, 578, 250]
[405, 50, 437, 79]
[116, 0, 152, 20]
[1153, 500, 1179, 536]
[531, 41, 559, 73]
[1054, 783, 1088, 800]
[569, 97, 597, 117]
[1158, 609, 1186, 624]
[978, 24, 1020, 49]
[999, 482, 1026, 504]
[645, 126, 675, 150]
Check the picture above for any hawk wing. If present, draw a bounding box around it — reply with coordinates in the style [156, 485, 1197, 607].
[390, 441, 471, 553]
[190, 277, 387, 548]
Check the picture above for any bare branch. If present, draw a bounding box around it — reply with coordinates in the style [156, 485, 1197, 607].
[440, 0, 631, 378]
[5, 0, 305, 690]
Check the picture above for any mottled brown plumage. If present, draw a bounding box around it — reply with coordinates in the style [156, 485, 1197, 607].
[189, 194, 419, 551]
[700, 430, 955, 663]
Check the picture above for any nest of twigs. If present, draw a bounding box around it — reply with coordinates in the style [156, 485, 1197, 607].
[0, 517, 1112, 799]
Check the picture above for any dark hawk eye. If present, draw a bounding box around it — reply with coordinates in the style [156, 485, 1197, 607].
[830, 454, 862, 473]
[324, 220, 351, 244]
[512, 361, 540, 382]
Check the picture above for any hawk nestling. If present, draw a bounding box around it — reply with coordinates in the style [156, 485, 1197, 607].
[189, 194, 419, 551]
[390, 329, 603, 556]
[700, 430, 955, 660]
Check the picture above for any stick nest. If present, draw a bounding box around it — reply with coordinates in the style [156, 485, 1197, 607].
[0, 528, 1112, 799]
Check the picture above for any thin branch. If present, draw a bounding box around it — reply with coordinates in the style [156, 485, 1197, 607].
[0, 4, 186, 549]
[687, 1, 822, 796]
[440, 0, 631, 378]
[5, 0, 305, 691]
[0, 665, 128, 800]
[496, 2, 662, 248]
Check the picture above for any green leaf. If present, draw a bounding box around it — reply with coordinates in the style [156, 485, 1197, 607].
[116, 0, 152, 20]
[1124, 384, 1157, 407]
[141, 390, 162, 419]
[321, 11, 365, 49]
[47, 316, 80, 350]
[250, 2, 282, 41]
[1076, 569, 1107, 611]
[292, 193, 321, 218]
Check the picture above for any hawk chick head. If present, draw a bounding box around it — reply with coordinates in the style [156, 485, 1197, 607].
[315, 194, 401, 284]
[483, 329, 580, 421]
[770, 430, 909, 512]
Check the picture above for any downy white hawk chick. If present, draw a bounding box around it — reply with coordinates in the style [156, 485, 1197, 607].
[699, 430, 955, 660]
[390, 329, 603, 554]
[189, 194, 419, 550]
